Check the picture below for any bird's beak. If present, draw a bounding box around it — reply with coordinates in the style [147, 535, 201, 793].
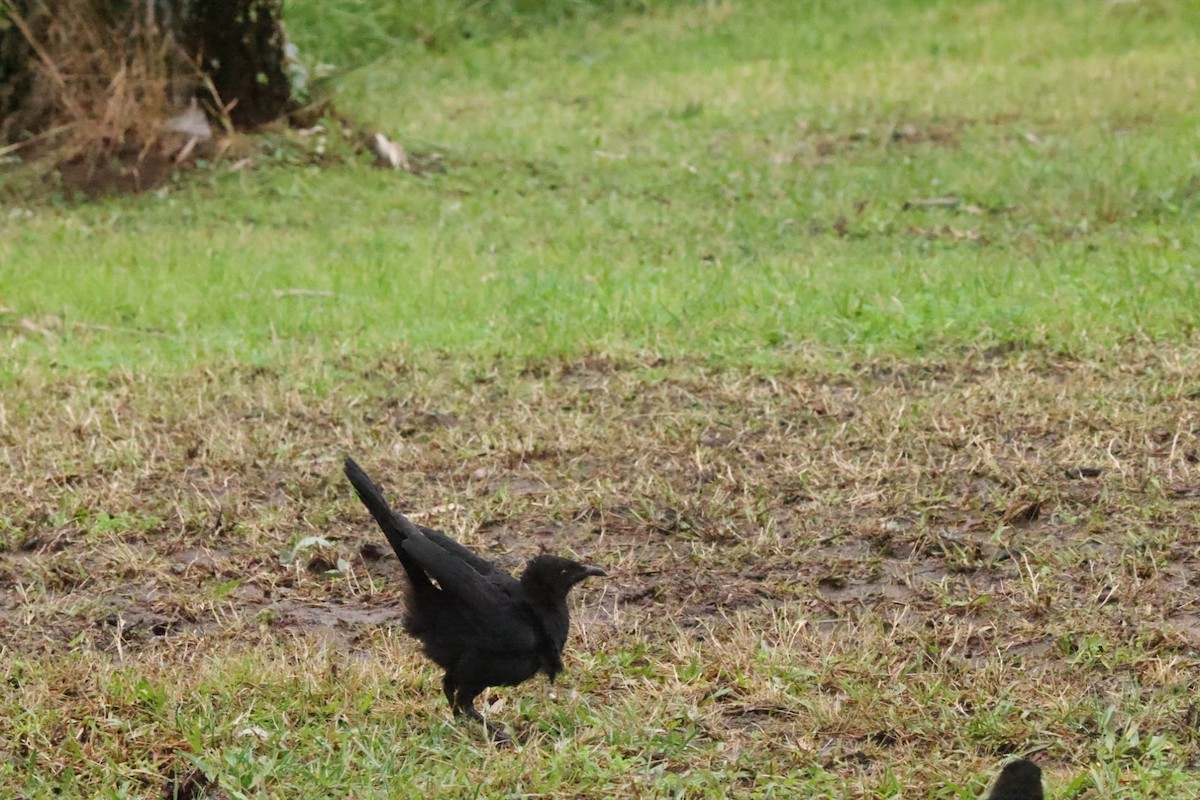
[582, 564, 607, 578]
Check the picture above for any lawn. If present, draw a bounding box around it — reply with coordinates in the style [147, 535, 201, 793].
[1, 0, 1199, 797]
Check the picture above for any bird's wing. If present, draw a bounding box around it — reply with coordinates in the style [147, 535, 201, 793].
[416, 524, 505, 578]
[399, 534, 537, 649]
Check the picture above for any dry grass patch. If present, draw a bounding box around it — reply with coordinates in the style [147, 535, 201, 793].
[2, 346, 1199, 795]
[0, 0, 209, 196]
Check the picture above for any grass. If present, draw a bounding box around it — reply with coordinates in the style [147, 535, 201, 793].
[2, 0, 1199, 373]
[3, 350, 1200, 797]
[2, 0, 1200, 797]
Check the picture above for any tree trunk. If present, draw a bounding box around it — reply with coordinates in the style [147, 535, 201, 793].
[181, 0, 292, 129]
[0, 0, 293, 147]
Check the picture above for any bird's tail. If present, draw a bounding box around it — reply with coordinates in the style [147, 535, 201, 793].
[343, 457, 425, 568]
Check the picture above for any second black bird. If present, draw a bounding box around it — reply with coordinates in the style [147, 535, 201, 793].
[987, 759, 1044, 800]
[343, 457, 605, 739]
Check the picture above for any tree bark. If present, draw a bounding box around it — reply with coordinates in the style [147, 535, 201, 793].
[181, 0, 292, 129]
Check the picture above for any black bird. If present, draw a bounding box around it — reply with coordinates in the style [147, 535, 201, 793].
[343, 457, 605, 739]
[987, 759, 1044, 800]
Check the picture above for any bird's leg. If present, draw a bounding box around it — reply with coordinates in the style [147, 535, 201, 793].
[444, 674, 480, 722]
[479, 714, 514, 746]
[453, 686, 513, 746]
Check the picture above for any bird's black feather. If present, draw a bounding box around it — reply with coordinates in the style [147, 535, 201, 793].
[343, 457, 604, 739]
[988, 759, 1044, 800]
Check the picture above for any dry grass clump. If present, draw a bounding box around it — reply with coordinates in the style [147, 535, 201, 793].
[0, 1, 216, 194]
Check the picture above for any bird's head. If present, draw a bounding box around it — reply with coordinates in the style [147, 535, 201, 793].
[520, 554, 606, 601]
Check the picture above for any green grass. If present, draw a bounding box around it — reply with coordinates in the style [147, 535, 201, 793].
[2, 0, 1198, 375]
[3, 1, 1200, 797]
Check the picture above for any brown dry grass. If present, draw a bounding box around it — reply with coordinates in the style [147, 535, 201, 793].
[2, 346, 1199, 796]
[1, 0, 210, 195]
